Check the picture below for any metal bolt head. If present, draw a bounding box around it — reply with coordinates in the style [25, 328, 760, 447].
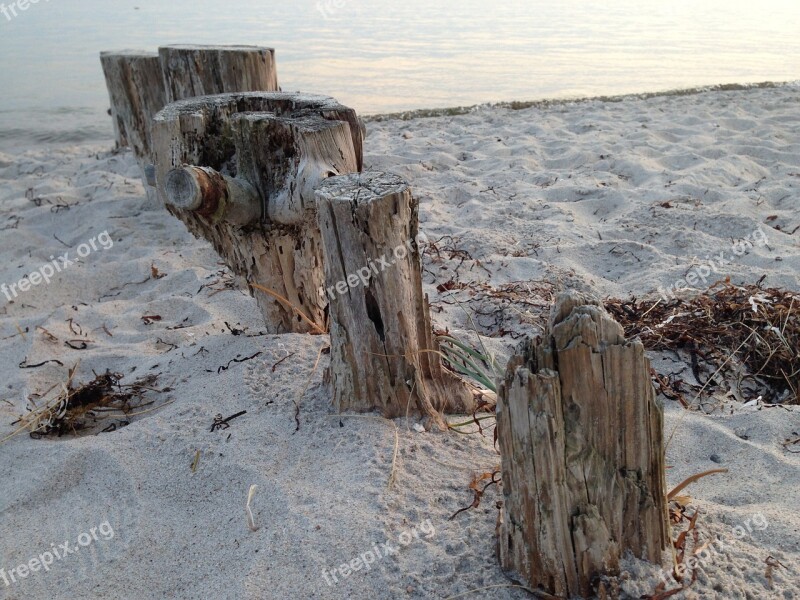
[165, 167, 203, 211]
[144, 164, 157, 187]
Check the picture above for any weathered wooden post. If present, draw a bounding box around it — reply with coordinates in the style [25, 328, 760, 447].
[100, 50, 168, 203]
[496, 291, 669, 598]
[100, 50, 167, 154]
[158, 45, 279, 103]
[151, 92, 363, 334]
[315, 171, 474, 428]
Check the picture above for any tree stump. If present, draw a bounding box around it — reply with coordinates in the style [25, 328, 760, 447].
[151, 92, 363, 334]
[233, 112, 359, 225]
[315, 171, 474, 428]
[159, 45, 279, 103]
[100, 50, 167, 155]
[495, 291, 669, 598]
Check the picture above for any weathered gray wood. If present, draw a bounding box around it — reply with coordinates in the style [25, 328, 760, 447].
[315, 171, 475, 428]
[151, 92, 362, 334]
[100, 50, 167, 157]
[496, 291, 669, 598]
[159, 45, 279, 103]
[100, 50, 168, 206]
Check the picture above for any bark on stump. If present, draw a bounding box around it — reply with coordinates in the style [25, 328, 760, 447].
[315, 171, 474, 428]
[159, 45, 280, 103]
[496, 291, 669, 599]
[151, 92, 363, 334]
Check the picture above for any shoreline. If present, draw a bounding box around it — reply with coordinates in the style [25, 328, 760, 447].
[362, 80, 799, 120]
[1, 80, 798, 153]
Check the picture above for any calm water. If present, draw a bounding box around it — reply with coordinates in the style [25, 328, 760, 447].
[0, 0, 798, 150]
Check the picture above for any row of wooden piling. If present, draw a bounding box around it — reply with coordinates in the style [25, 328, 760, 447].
[101, 45, 669, 599]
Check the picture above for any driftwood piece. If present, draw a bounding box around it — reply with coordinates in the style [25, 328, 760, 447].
[315, 171, 474, 427]
[159, 45, 279, 103]
[99, 50, 167, 158]
[151, 92, 362, 333]
[496, 291, 669, 598]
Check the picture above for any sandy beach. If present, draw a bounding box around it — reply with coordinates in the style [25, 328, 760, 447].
[1, 85, 799, 599]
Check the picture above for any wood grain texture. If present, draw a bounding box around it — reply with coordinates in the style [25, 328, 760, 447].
[159, 45, 279, 103]
[496, 291, 669, 598]
[100, 50, 168, 206]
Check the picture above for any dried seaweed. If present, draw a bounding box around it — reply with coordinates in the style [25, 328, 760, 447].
[197, 268, 236, 296]
[432, 280, 555, 338]
[6, 367, 163, 440]
[210, 410, 247, 432]
[271, 352, 296, 372]
[640, 499, 702, 598]
[424, 234, 491, 279]
[606, 283, 800, 405]
[19, 357, 64, 369]
[449, 469, 502, 521]
[215, 352, 263, 374]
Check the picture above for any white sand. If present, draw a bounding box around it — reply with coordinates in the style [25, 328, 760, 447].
[0, 86, 798, 599]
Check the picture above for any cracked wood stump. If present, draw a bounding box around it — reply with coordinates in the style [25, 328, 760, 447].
[496, 291, 669, 599]
[158, 45, 279, 103]
[151, 92, 363, 334]
[315, 171, 474, 428]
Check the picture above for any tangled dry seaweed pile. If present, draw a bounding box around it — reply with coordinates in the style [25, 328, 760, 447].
[4, 365, 164, 442]
[606, 283, 800, 406]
